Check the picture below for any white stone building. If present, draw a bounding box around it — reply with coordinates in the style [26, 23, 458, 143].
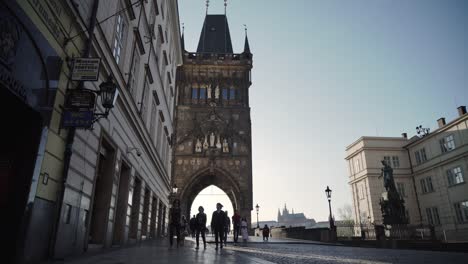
[345, 106, 468, 241]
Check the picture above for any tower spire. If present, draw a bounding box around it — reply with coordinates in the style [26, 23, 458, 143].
[243, 24, 251, 54]
[181, 23, 185, 51]
[224, 0, 228, 15]
[205, 0, 209, 15]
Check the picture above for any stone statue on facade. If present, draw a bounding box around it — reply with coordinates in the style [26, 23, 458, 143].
[209, 132, 216, 147]
[207, 85, 212, 99]
[195, 138, 202, 153]
[215, 85, 220, 99]
[216, 135, 222, 149]
[203, 135, 209, 149]
[222, 139, 229, 153]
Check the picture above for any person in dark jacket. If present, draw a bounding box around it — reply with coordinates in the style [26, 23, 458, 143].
[169, 199, 181, 247]
[262, 224, 270, 241]
[211, 202, 226, 250]
[195, 206, 207, 249]
[232, 210, 241, 243]
[224, 211, 231, 245]
[189, 215, 197, 238]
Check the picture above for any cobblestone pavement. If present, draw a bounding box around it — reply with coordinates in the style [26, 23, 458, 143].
[228, 243, 468, 264]
[52, 238, 468, 264]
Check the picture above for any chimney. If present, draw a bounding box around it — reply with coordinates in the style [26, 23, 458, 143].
[401, 133, 407, 139]
[437, 117, 446, 128]
[458, 106, 467, 117]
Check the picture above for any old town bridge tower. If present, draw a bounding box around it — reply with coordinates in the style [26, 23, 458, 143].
[173, 13, 253, 224]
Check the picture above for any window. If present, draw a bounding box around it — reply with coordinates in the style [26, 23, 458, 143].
[140, 80, 149, 121]
[392, 156, 400, 168]
[113, 14, 125, 64]
[199, 87, 206, 99]
[415, 151, 421, 165]
[354, 159, 361, 172]
[447, 166, 464, 186]
[163, 50, 168, 65]
[359, 184, 365, 200]
[396, 182, 406, 197]
[420, 177, 434, 194]
[158, 25, 164, 43]
[129, 50, 140, 100]
[153, 0, 159, 15]
[191, 87, 198, 99]
[454, 201, 468, 223]
[426, 208, 433, 225]
[166, 72, 171, 84]
[420, 148, 427, 162]
[150, 99, 157, 142]
[384, 156, 391, 167]
[426, 177, 434, 192]
[420, 179, 428, 194]
[414, 148, 427, 165]
[64, 204, 72, 224]
[439, 135, 455, 153]
[229, 88, 236, 100]
[425, 207, 440, 225]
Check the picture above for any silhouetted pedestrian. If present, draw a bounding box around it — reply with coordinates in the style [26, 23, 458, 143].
[224, 210, 231, 245]
[168, 199, 181, 247]
[211, 203, 226, 250]
[189, 215, 197, 237]
[195, 206, 207, 249]
[232, 210, 241, 243]
[262, 224, 270, 241]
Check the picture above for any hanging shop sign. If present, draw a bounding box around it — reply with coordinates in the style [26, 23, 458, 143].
[62, 110, 94, 128]
[71, 58, 101, 81]
[65, 89, 96, 110]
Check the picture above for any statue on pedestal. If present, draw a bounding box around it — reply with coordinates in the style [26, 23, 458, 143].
[378, 160, 408, 226]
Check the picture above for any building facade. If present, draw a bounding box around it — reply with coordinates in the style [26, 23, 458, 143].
[172, 13, 254, 225]
[346, 106, 468, 241]
[2, 0, 182, 262]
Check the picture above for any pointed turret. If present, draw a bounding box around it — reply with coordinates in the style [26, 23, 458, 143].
[181, 31, 185, 51]
[243, 33, 251, 54]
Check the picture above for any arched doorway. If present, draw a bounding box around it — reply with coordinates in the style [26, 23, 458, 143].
[189, 186, 234, 226]
[175, 167, 252, 227]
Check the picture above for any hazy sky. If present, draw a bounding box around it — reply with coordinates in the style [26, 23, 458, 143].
[181, 0, 468, 222]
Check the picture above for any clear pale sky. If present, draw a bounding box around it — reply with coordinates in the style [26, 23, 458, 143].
[181, 0, 468, 222]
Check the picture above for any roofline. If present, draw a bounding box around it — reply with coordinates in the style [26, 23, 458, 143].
[345, 136, 408, 151]
[404, 114, 468, 148]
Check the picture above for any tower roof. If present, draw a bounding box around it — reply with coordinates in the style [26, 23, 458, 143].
[196, 14, 233, 53]
[243, 32, 251, 54]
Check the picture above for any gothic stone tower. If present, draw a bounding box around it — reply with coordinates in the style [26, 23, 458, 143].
[173, 14, 253, 225]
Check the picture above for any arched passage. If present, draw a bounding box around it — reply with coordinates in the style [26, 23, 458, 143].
[179, 167, 241, 218]
[190, 186, 234, 225]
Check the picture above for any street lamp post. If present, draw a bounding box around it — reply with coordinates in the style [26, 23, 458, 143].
[325, 186, 335, 229]
[255, 204, 260, 228]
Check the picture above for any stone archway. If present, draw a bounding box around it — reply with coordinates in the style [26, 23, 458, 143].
[179, 167, 242, 219]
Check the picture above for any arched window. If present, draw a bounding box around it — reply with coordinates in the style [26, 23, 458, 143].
[191, 87, 198, 99]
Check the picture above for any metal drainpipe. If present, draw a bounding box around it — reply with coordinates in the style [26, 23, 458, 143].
[406, 147, 423, 224]
[49, 0, 101, 259]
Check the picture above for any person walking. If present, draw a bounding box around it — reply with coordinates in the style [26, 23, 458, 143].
[211, 203, 226, 250]
[189, 215, 197, 238]
[232, 210, 241, 243]
[241, 217, 249, 243]
[168, 199, 181, 247]
[195, 206, 207, 249]
[262, 224, 270, 241]
[224, 211, 231, 246]
[180, 215, 188, 246]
